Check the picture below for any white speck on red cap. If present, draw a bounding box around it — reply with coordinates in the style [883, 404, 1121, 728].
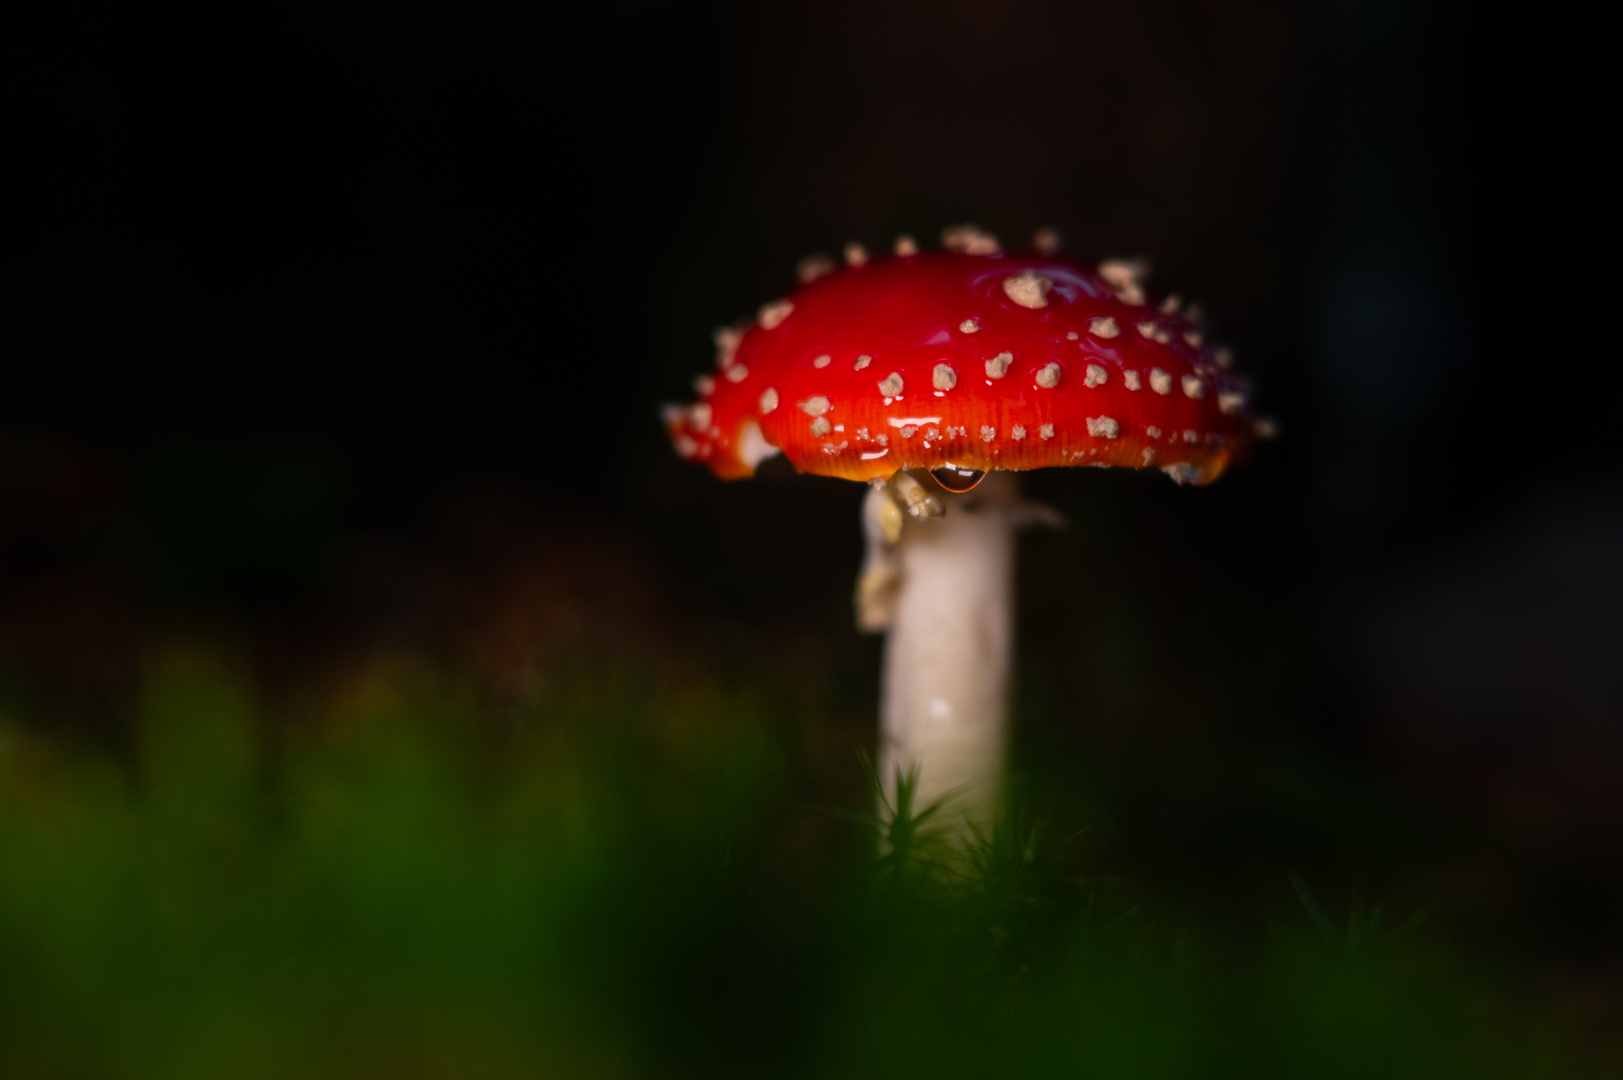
[1123, 370, 1142, 391]
[1002, 271, 1053, 309]
[1149, 368, 1172, 395]
[894, 234, 918, 256]
[878, 372, 903, 396]
[758, 299, 794, 330]
[1084, 363, 1107, 388]
[796, 254, 834, 283]
[1088, 316, 1120, 339]
[932, 364, 957, 391]
[941, 224, 1000, 255]
[1099, 258, 1148, 305]
[1098, 259, 1143, 288]
[1086, 416, 1119, 438]
[1181, 375, 1204, 399]
[812, 354, 831, 368]
[1011, 424, 1026, 440]
[1035, 362, 1061, 389]
[855, 354, 872, 370]
[810, 417, 831, 436]
[844, 241, 868, 267]
[725, 364, 748, 383]
[736, 421, 779, 469]
[759, 387, 779, 414]
[1039, 424, 1054, 440]
[959, 317, 979, 333]
[985, 352, 1012, 379]
[800, 395, 831, 417]
[980, 425, 995, 442]
[713, 325, 743, 368]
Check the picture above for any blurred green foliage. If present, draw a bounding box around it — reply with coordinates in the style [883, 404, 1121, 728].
[0, 651, 1573, 1079]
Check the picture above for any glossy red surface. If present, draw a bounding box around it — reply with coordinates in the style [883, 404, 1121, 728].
[666, 249, 1259, 485]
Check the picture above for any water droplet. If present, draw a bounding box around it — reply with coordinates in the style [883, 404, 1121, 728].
[930, 465, 987, 492]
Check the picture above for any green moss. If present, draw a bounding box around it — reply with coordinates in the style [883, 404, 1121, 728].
[0, 653, 1583, 1078]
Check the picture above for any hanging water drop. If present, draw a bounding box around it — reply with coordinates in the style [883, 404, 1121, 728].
[930, 464, 987, 492]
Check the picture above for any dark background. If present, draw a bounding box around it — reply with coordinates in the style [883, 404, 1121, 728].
[4, 0, 1617, 1014]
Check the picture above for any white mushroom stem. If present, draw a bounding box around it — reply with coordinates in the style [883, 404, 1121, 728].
[860, 471, 1029, 837]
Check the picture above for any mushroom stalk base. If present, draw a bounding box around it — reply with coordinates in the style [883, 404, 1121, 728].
[877, 472, 1019, 837]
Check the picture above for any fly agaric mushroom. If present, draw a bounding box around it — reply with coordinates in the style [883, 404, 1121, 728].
[664, 227, 1267, 834]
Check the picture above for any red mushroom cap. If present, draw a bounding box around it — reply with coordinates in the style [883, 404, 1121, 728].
[666, 240, 1262, 485]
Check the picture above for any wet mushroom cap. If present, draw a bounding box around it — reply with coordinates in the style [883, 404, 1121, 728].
[667, 248, 1260, 485]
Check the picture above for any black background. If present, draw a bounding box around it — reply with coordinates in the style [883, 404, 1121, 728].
[4, 0, 1617, 990]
